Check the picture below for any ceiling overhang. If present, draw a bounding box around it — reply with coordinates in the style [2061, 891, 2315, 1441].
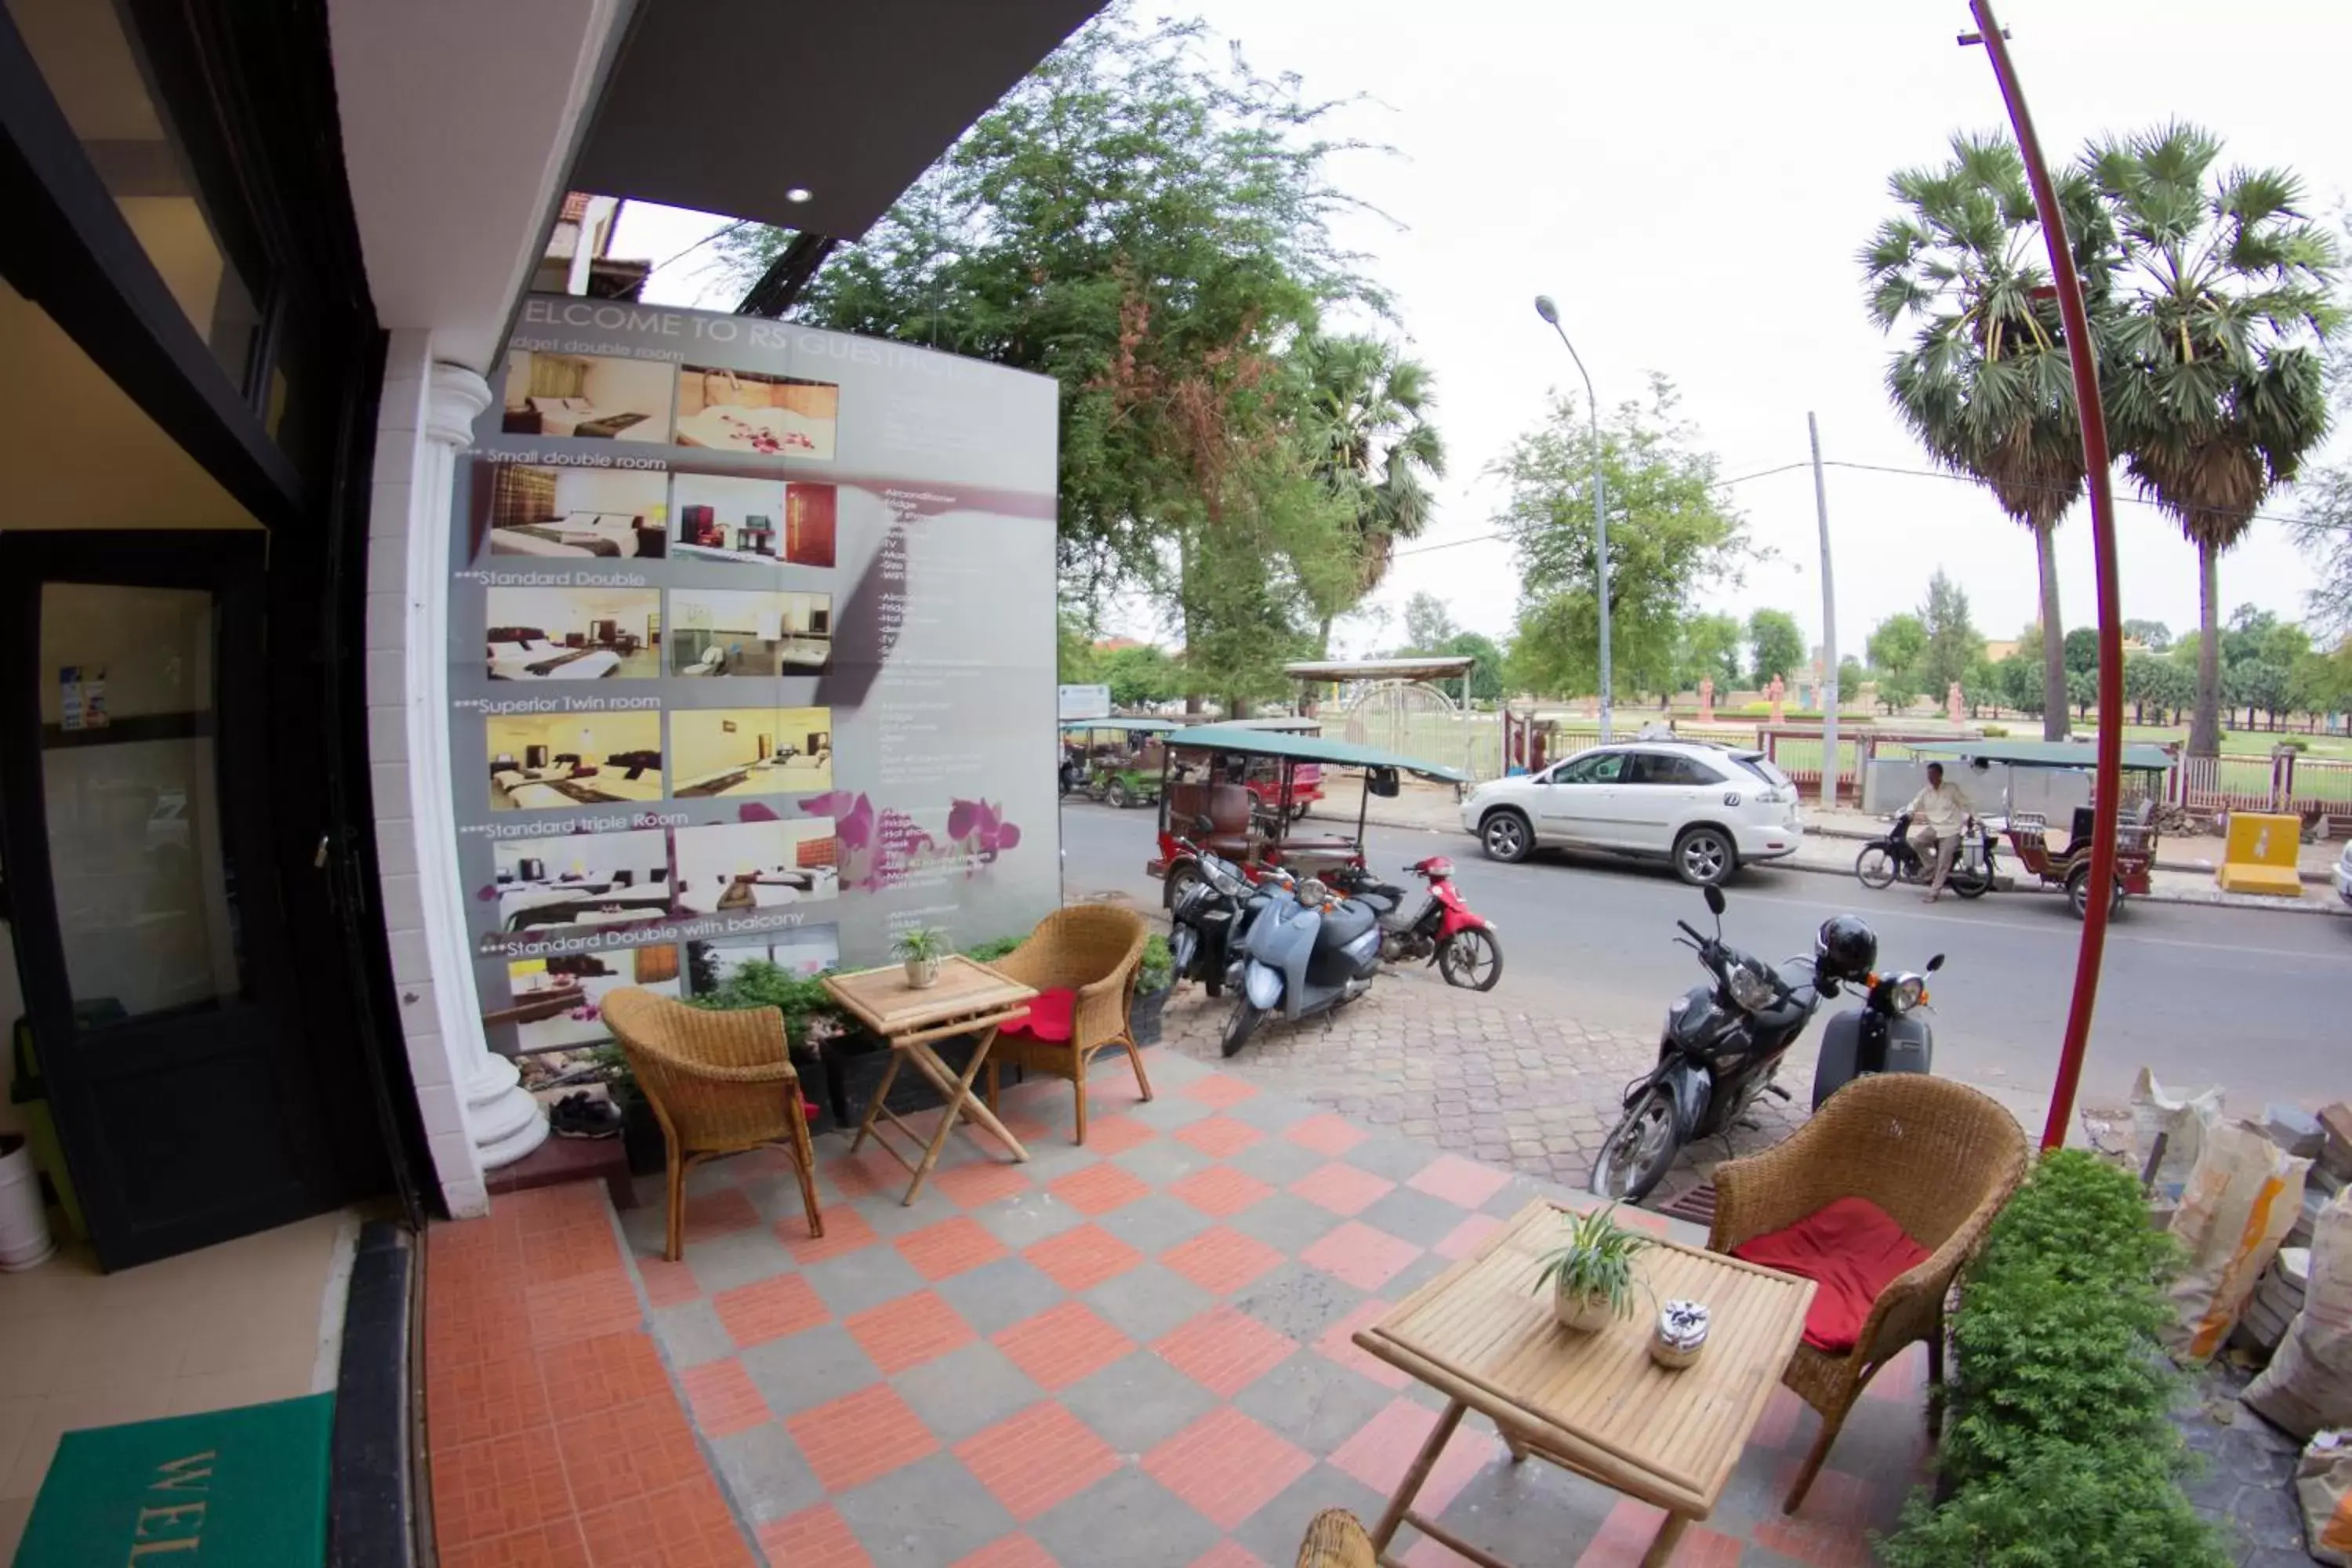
[571, 0, 1102, 241]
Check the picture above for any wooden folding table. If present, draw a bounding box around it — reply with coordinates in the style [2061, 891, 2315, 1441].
[1352, 1199, 1815, 1567]
[825, 956, 1037, 1205]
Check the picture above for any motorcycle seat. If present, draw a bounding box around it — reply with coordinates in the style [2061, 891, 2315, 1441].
[1319, 900, 1378, 948]
[1749, 959, 1820, 1036]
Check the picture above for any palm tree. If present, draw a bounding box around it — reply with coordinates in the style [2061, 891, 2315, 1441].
[2089, 122, 2341, 757]
[1860, 132, 2114, 742]
[1300, 335, 1446, 653]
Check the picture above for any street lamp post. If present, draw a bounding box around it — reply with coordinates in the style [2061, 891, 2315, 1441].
[1534, 296, 1611, 741]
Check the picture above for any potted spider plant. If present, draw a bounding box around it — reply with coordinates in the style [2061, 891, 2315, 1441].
[1533, 1204, 1651, 1333]
[894, 927, 950, 989]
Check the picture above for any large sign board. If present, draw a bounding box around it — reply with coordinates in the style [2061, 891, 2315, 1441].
[449, 296, 1060, 1061]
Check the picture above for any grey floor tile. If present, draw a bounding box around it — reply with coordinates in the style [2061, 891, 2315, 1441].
[1136, 1045, 1207, 1086]
[1422, 1446, 1619, 1563]
[677, 1225, 797, 1297]
[1097, 1194, 1215, 1254]
[801, 1243, 929, 1319]
[739, 1323, 883, 1417]
[1229, 1261, 1367, 1345]
[890, 1341, 1046, 1446]
[1382, 1249, 1457, 1301]
[1223, 1136, 1327, 1189]
[931, 1255, 1066, 1339]
[1225, 1192, 1347, 1255]
[706, 1421, 826, 1523]
[1343, 1135, 1444, 1185]
[1058, 1349, 1222, 1457]
[1126, 1094, 1215, 1132]
[684, 1160, 747, 1198]
[833, 1450, 1018, 1568]
[1356, 1187, 1475, 1249]
[1480, 1175, 1556, 1218]
[1110, 1138, 1211, 1189]
[1232, 1351, 1396, 1456]
[741, 1172, 826, 1230]
[1086, 1265, 1216, 1345]
[1029, 1464, 1223, 1568]
[1231, 1462, 1390, 1565]
[844, 1189, 956, 1239]
[619, 1200, 671, 1256]
[652, 1300, 735, 1368]
[1221, 1092, 1315, 1133]
[972, 1190, 1090, 1251]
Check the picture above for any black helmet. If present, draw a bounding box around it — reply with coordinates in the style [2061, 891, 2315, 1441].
[1814, 915, 1878, 982]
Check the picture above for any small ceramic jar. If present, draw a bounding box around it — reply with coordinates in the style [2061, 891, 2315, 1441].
[1650, 1298, 1710, 1369]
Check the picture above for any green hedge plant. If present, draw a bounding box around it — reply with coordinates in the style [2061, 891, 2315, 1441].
[1879, 1149, 2223, 1568]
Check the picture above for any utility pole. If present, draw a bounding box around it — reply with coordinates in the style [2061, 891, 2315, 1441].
[1534, 296, 1611, 741]
[1809, 412, 1839, 813]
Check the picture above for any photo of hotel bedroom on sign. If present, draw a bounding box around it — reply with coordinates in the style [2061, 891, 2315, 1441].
[668, 588, 830, 676]
[485, 586, 660, 680]
[671, 473, 837, 567]
[502, 348, 673, 441]
[675, 363, 839, 459]
[671, 707, 831, 797]
[485, 710, 663, 809]
[490, 829, 673, 936]
[494, 946, 680, 1053]
[672, 816, 838, 915]
[479, 463, 667, 559]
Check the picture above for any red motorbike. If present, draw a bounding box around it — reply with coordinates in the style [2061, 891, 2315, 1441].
[1332, 857, 1503, 991]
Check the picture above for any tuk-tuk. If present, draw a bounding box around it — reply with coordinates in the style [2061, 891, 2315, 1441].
[1215, 717, 1327, 823]
[1058, 718, 1178, 808]
[1907, 739, 2176, 917]
[1149, 723, 1470, 904]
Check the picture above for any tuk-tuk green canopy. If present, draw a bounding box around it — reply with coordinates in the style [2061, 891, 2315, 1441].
[1167, 723, 1470, 784]
[1908, 738, 2175, 772]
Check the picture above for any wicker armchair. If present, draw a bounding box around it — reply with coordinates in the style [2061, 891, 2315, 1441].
[1294, 1509, 1374, 1568]
[1706, 1073, 2027, 1513]
[984, 906, 1151, 1144]
[602, 988, 823, 1261]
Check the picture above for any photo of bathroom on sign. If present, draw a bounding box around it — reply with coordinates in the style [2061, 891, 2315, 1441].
[670, 707, 831, 797]
[668, 589, 831, 676]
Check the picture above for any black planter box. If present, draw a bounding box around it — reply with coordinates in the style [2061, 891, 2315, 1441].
[790, 1040, 837, 1138]
[1131, 985, 1170, 1046]
[619, 1095, 666, 1178]
[822, 1028, 1030, 1129]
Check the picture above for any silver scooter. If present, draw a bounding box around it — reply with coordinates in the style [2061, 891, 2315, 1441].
[1219, 867, 1382, 1058]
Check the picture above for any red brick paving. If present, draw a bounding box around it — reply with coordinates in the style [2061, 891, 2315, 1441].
[1284, 1110, 1371, 1157]
[712, 1272, 828, 1348]
[845, 1289, 977, 1374]
[1167, 1165, 1276, 1219]
[1160, 1225, 1287, 1296]
[1178, 1073, 1261, 1109]
[758, 1506, 872, 1568]
[992, 1300, 1135, 1392]
[1046, 1160, 1153, 1216]
[783, 1203, 880, 1265]
[1287, 1161, 1396, 1217]
[1312, 1297, 1413, 1390]
[1172, 1115, 1264, 1158]
[955, 1402, 1123, 1521]
[680, 1186, 760, 1243]
[1327, 1397, 1501, 1523]
[1153, 1305, 1297, 1398]
[785, 1385, 941, 1493]
[677, 1359, 771, 1438]
[949, 1536, 1061, 1568]
[898, 1215, 1011, 1280]
[932, 1159, 1035, 1210]
[1573, 1499, 1742, 1566]
[1143, 1406, 1314, 1530]
[1432, 1211, 1506, 1261]
[1406, 1153, 1513, 1209]
[1075, 1112, 1158, 1156]
[1301, 1220, 1421, 1291]
[1023, 1222, 1145, 1292]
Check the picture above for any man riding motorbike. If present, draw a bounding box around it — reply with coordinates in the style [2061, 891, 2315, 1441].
[1904, 761, 1976, 904]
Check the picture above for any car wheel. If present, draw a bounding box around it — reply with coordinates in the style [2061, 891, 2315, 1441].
[1481, 810, 1532, 863]
[1105, 779, 1131, 810]
[1673, 826, 1735, 887]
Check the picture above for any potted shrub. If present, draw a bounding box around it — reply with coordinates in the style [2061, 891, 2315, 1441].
[1534, 1204, 1651, 1333]
[895, 927, 950, 989]
[1130, 934, 1174, 1046]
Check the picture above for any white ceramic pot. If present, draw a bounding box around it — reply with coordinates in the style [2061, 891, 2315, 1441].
[0, 1134, 57, 1272]
[904, 956, 942, 989]
[1552, 1286, 1616, 1334]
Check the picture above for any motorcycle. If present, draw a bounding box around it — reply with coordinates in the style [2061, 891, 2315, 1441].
[1809, 949, 1946, 1110]
[1853, 811, 1994, 898]
[1330, 857, 1503, 991]
[1165, 839, 1265, 1000]
[1589, 887, 1878, 1203]
[1219, 866, 1382, 1058]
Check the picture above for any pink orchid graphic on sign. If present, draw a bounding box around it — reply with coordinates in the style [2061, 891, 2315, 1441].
[948, 798, 1022, 866]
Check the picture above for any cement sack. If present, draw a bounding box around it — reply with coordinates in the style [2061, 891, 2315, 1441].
[2164, 1118, 2310, 1362]
[2296, 1430, 2352, 1565]
[2248, 1191, 2352, 1439]
[2129, 1069, 2223, 1196]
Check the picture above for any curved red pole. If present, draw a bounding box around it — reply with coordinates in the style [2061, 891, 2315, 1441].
[1965, 2, 2123, 1151]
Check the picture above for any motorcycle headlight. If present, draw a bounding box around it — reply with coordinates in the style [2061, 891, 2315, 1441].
[1725, 960, 1776, 1014]
[1887, 975, 1926, 1014]
[1296, 878, 1330, 906]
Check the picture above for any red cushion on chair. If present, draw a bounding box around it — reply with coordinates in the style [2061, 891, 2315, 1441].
[1000, 986, 1077, 1045]
[1730, 1195, 1933, 1354]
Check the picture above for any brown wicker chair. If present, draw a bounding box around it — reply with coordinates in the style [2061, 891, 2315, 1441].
[1706, 1073, 2027, 1513]
[602, 988, 823, 1261]
[1294, 1508, 1374, 1568]
[984, 906, 1151, 1145]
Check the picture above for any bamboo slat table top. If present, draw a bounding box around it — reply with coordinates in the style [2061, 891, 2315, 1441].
[1354, 1199, 1814, 1517]
[824, 956, 1036, 1039]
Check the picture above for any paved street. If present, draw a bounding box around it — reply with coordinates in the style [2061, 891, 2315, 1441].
[1060, 800, 2352, 1114]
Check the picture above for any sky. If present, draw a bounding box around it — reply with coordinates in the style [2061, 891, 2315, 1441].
[613, 0, 2351, 667]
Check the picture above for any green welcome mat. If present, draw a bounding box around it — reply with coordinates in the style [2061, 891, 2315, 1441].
[16, 1393, 333, 1566]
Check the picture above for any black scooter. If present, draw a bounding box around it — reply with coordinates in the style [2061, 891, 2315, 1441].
[1854, 812, 1994, 898]
[1809, 951, 1946, 1110]
[1166, 838, 1261, 1000]
[1591, 887, 1872, 1203]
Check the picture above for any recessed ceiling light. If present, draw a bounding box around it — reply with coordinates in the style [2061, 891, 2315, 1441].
[785, 187, 813, 204]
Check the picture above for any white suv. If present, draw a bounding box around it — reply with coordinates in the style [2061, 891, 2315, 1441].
[1461, 742, 1805, 886]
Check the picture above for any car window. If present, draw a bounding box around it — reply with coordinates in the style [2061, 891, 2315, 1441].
[1554, 753, 1626, 785]
[1619, 753, 1661, 785]
[1664, 754, 1727, 786]
[1732, 753, 1794, 790]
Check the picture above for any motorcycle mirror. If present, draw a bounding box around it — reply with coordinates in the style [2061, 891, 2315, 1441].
[1702, 884, 1726, 917]
[1367, 767, 1401, 799]
[1926, 953, 1946, 973]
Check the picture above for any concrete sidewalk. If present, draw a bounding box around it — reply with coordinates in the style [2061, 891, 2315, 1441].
[1314, 776, 2350, 918]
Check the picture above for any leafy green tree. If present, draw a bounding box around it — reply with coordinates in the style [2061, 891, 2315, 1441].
[1875, 669, 1919, 715]
[1862, 132, 2114, 741]
[1963, 654, 2002, 718]
[1837, 655, 1867, 706]
[1675, 612, 1746, 693]
[1441, 632, 1506, 704]
[2067, 666, 2097, 719]
[1747, 609, 1806, 688]
[1303, 335, 1447, 652]
[1866, 613, 1928, 681]
[2124, 618, 2173, 652]
[1399, 591, 1459, 653]
[2124, 653, 2161, 723]
[2236, 660, 2292, 728]
[1058, 609, 1101, 684]
[2062, 626, 2100, 676]
[1490, 378, 1751, 703]
[1918, 570, 1984, 697]
[2089, 122, 2343, 757]
[1098, 644, 1185, 707]
[2294, 468, 2352, 637]
[2002, 654, 2047, 716]
[2292, 642, 2352, 720]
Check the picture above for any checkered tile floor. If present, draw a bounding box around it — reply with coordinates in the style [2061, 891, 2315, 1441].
[425, 1048, 1930, 1566]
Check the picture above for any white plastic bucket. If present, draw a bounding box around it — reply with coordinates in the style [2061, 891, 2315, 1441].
[0, 1133, 56, 1271]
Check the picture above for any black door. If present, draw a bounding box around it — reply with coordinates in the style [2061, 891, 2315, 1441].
[0, 530, 344, 1269]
